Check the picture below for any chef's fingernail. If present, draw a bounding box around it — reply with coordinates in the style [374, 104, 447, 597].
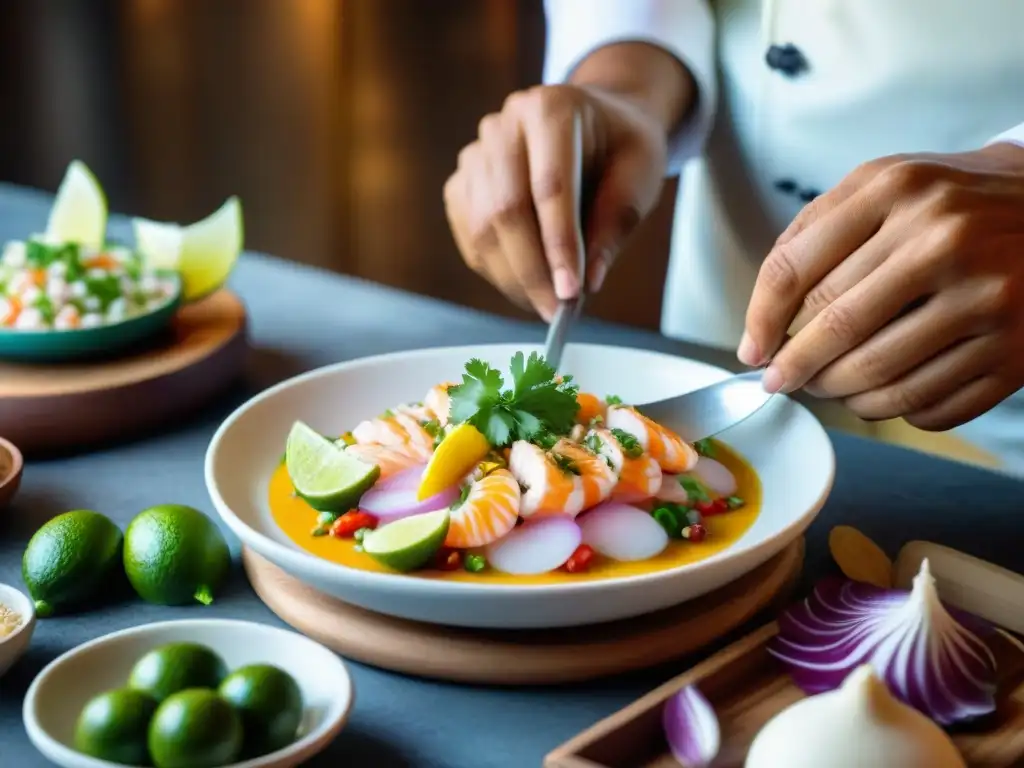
[761, 365, 784, 395]
[591, 258, 608, 293]
[737, 333, 762, 367]
[553, 268, 578, 300]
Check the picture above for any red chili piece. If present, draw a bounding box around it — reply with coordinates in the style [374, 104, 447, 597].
[330, 511, 378, 538]
[435, 550, 462, 571]
[695, 499, 729, 516]
[564, 544, 595, 573]
[683, 523, 708, 542]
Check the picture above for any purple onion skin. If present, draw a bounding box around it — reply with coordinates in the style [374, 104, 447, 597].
[662, 685, 720, 768]
[768, 575, 998, 725]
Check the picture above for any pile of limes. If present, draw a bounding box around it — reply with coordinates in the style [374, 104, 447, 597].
[21, 504, 230, 617]
[75, 642, 303, 767]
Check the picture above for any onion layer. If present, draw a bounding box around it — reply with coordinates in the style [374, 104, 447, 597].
[662, 685, 720, 768]
[578, 502, 669, 562]
[768, 558, 997, 725]
[485, 515, 581, 575]
[358, 464, 459, 523]
[690, 457, 737, 497]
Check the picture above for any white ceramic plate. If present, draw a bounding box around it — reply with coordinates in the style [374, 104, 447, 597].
[206, 343, 835, 629]
[0, 582, 36, 678]
[23, 619, 353, 768]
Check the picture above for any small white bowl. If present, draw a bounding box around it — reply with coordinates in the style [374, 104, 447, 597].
[0, 582, 36, 678]
[23, 619, 353, 768]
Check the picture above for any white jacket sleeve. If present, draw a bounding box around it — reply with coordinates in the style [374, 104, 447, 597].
[988, 122, 1024, 148]
[542, 0, 716, 175]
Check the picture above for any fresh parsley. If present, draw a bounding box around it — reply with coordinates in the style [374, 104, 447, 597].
[605, 394, 623, 405]
[447, 352, 580, 446]
[609, 428, 643, 458]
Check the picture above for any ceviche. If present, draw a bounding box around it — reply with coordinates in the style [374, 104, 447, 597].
[272, 353, 760, 583]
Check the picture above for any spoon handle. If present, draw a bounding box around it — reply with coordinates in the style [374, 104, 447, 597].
[543, 111, 586, 371]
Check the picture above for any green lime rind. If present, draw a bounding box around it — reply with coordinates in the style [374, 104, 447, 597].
[362, 509, 450, 572]
[123, 504, 230, 606]
[128, 642, 228, 703]
[74, 688, 158, 765]
[218, 664, 304, 758]
[21, 509, 124, 617]
[285, 421, 379, 512]
[148, 688, 243, 768]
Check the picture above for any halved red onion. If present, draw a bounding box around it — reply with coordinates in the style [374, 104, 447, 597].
[690, 457, 737, 497]
[358, 465, 459, 523]
[655, 474, 689, 503]
[578, 502, 669, 562]
[663, 685, 720, 768]
[768, 558, 997, 725]
[485, 516, 581, 575]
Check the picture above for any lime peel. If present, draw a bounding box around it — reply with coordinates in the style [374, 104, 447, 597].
[285, 421, 380, 512]
[362, 509, 451, 572]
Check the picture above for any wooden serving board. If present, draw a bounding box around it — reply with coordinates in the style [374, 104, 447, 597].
[0, 290, 247, 455]
[242, 539, 804, 686]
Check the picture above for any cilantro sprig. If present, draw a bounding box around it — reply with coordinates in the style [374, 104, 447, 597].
[447, 352, 580, 446]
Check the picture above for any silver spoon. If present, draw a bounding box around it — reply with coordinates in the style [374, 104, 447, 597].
[542, 111, 586, 372]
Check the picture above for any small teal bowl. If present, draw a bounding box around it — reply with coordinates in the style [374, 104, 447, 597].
[0, 277, 183, 363]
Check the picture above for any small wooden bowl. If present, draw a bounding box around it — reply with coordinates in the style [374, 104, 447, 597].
[0, 436, 24, 509]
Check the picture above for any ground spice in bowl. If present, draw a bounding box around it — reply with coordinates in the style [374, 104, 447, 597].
[0, 602, 22, 638]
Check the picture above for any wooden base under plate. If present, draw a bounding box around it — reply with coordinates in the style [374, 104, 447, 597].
[0, 290, 247, 455]
[242, 538, 805, 685]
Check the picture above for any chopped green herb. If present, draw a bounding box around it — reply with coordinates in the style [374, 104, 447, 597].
[452, 483, 472, 510]
[726, 495, 745, 510]
[534, 431, 558, 451]
[679, 476, 710, 503]
[589, 414, 604, 427]
[26, 240, 78, 268]
[353, 526, 373, 543]
[552, 453, 579, 475]
[653, 507, 682, 538]
[605, 394, 623, 405]
[422, 419, 442, 438]
[317, 511, 339, 526]
[582, 432, 604, 455]
[311, 526, 329, 537]
[447, 352, 580, 446]
[609, 428, 643, 458]
[381, 408, 396, 418]
[694, 438, 715, 458]
[464, 554, 487, 573]
[85, 274, 122, 308]
[33, 294, 56, 323]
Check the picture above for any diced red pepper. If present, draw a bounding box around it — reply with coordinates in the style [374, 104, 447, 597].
[563, 544, 595, 573]
[329, 511, 378, 538]
[435, 549, 462, 571]
[683, 523, 708, 542]
[695, 498, 729, 516]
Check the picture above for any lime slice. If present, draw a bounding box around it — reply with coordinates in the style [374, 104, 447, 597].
[362, 509, 450, 572]
[133, 196, 243, 302]
[285, 421, 380, 512]
[45, 160, 108, 248]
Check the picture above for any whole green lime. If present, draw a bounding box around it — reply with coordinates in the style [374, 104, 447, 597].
[148, 688, 243, 768]
[218, 664, 304, 757]
[128, 643, 228, 703]
[74, 688, 158, 765]
[123, 504, 230, 606]
[22, 510, 123, 617]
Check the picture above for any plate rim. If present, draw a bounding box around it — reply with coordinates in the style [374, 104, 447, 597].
[205, 342, 836, 597]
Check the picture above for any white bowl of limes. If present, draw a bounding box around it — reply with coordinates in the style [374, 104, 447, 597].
[23, 619, 353, 768]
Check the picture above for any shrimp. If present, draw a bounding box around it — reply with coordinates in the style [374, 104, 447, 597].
[344, 443, 421, 479]
[605, 405, 699, 474]
[424, 382, 455, 425]
[575, 392, 607, 426]
[445, 468, 520, 548]
[394, 401, 435, 423]
[551, 438, 616, 510]
[584, 428, 662, 503]
[351, 412, 434, 461]
[508, 440, 585, 518]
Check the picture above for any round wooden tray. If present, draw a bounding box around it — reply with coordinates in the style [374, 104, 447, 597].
[243, 538, 805, 685]
[0, 290, 248, 455]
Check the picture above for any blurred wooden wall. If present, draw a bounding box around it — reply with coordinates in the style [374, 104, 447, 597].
[0, 0, 676, 330]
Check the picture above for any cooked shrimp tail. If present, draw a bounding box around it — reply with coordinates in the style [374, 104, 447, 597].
[445, 468, 520, 548]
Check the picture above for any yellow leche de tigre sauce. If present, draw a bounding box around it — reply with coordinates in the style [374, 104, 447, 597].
[268, 441, 761, 585]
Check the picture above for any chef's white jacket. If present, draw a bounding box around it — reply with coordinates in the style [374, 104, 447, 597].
[542, 0, 1024, 471]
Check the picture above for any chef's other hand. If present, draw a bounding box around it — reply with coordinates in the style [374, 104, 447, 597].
[741, 142, 1024, 431]
[444, 84, 667, 321]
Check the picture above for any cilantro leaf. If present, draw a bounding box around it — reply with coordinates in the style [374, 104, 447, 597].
[605, 394, 623, 405]
[481, 409, 515, 446]
[510, 409, 543, 440]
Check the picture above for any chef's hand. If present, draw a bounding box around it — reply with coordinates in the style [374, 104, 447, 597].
[443, 84, 668, 320]
[740, 142, 1024, 431]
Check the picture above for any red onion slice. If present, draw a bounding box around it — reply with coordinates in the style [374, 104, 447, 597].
[768, 559, 997, 725]
[485, 516, 581, 575]
[663, 685, 720, 768]
[578, 502, 669, 561]
[690, 457, 737, 497]
[358, 464, 459, 523]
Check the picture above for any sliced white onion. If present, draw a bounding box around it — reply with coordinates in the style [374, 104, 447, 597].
[691, 457, 737, 497]
[655, 474, 689, 503]
[485, 516, 582, 575]
[358, 465, 459, 523]
[578, 502, 669, 562]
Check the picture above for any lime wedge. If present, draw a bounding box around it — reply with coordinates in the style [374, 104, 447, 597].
[133, 196, 243, 302]
[285, 421, 380, 512]
[46, 160, 108, 248]
[362, 509, 451, 572]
